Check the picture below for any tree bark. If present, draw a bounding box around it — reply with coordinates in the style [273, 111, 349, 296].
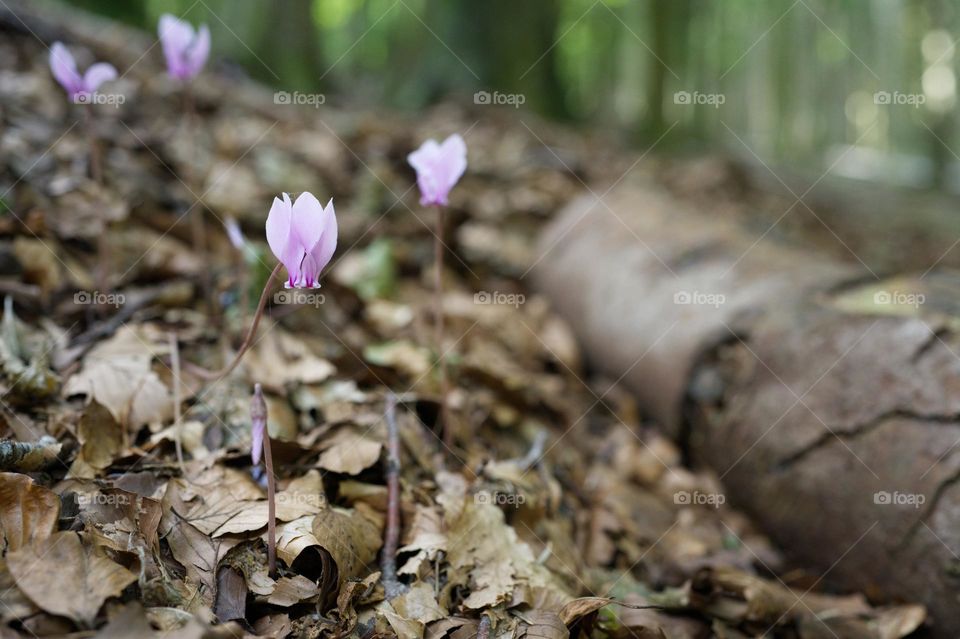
[533, 175, 960, 638]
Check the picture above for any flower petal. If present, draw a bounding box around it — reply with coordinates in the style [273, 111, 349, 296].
[82, 63, 117, 93]
[438, 133, 467, 191]
[291, 192, 324, 256]
[49, 42, 82, 97]
[408, 135, 466, 206]
[158, 14, 195, 79]
[185, 24, 210, 78]
[306, 198, 338, 284]
[265, 193, 303, 285]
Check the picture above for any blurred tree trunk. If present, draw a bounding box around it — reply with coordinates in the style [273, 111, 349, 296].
[470, 0, 568, 119]
[255, 0, 323, 91]
[641, 0, 690, 142]
[925, 0, 954, 190]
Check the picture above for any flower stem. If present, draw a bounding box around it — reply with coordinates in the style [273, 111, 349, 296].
[182, 84, 212, 316]
[83, 107, 110, 305]
[263, 419, 277, 579]
[252, 383, 277, 578]
[82, 107, 102, 184]
[433, 205, 452, 449]
[185, 262, 283, 381]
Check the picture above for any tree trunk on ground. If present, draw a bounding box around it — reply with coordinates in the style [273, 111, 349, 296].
[533, 175, 960, 638]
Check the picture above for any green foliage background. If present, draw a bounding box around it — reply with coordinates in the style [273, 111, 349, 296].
[63, 0, 960, 190]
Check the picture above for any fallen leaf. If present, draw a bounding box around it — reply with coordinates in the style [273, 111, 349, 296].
[243, 330, 336, 391]
[317, 426, 383, 475]
[0, 472, 59, 552]
[63, 325, 172, 429]
[7, 531, 136, 626]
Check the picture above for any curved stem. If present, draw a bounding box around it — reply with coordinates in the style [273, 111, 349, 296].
[188, 262, 283, 381]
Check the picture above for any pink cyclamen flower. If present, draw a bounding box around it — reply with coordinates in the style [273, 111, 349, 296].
[49, 42, 117, 103]
[250, 383, 267, 466]
[158, 14, 210, 81]
[265, 192, 338, 288]
[407, 133, 467, 206]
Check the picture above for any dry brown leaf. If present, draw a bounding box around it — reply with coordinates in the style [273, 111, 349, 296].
[266, 575, 321, 607]
[275, 515, 320, 566]
[363, 340, 432, 379]
[7, 531, 136, 625]
[0, 557, 38, 622]
[311, 506, 382, 590]
[174, 468, 323, 537]
[317, 426, 383, 475]
[68, 401, 124, 478]
[444, 486, 570, 611]
[390, 582, 446, 624]
[63, 325, 172, 429]
[518, 610, 567, 639]
[243, 330, 336, 391]
[0, 472, 59, 552]
[558, 597, 613, 625]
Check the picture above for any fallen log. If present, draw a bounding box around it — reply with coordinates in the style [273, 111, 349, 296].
[533, 175, 960, 637]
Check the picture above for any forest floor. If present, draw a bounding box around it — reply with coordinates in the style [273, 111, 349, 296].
[0, 8, 929, 639]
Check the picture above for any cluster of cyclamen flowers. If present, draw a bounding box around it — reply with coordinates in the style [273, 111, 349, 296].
[49, 14, 208, 103]
[47, 15, 468, 467]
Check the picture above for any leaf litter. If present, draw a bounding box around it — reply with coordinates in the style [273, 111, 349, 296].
[0, 13, 928, 639]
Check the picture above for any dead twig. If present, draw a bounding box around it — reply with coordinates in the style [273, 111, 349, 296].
[168, 332, 184, 474]
[381, 392, 405, 599]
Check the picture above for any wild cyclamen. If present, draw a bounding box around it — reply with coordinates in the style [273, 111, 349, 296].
[407, 133, 467, 206]
[266, 192, 338, 289]
[49, 42, 117, 103]
[158, 14, 211, 81]
[407, 133, 467, 447]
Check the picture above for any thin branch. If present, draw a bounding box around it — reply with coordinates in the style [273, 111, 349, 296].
[381, 392, 405, 599]
[168, 331, 184, 474]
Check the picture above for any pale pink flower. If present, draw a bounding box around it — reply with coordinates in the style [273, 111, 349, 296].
[158, 14, 210, 81]
[407, 134, 467, 206]
[265, 192, 338, 288]
[49, 42, 117, 103]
